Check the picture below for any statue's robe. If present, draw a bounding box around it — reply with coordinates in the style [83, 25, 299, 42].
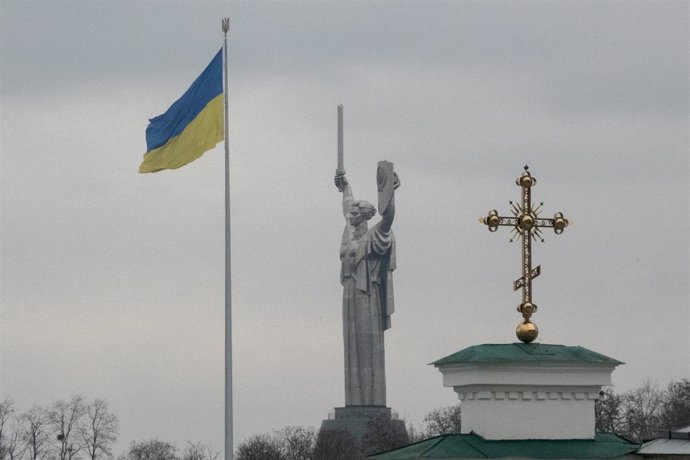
[340, 221, 396, 406]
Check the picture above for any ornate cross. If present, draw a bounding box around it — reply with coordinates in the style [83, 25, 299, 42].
[481, 166, 568, 343]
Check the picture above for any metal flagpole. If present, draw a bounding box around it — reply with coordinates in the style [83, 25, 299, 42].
[221, 17, 233, 460]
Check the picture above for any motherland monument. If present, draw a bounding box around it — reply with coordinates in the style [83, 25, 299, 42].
[317, 106, 408, 453]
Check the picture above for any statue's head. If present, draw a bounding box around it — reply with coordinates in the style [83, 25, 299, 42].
[349, 200, 376, 227]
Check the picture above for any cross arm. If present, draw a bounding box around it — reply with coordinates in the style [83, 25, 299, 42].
[481, 210, 517, 232]
[533, 212, 569, 234]
[482, 210, 568, 235]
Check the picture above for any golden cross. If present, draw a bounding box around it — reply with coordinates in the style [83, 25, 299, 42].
[481, 166, 568, 343]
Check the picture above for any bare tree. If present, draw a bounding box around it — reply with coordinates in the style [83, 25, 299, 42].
[622, 380, 664, 442]
[361, 413, 408, 455]
[0, 398, 15, 460]
[595, 379, 690, 440]
[126, 439, 176, 460]
[405, 422, 425, 444]
[21, 407, 50, 460]
[0, 399, 25, 460]
[423, 404, 461, 436]
[181, 442, 204, 460]
[275, 426, 315, 460]
[659, 378, 690, 431]
[48, 395, 86, 460]
[4, 421, 25, 460]
[235, 434, 282, 460]
[80, 399, 118, 460]
[181, 442, 219, 460]
[313, 430, 361, 460]
[595, 387, 624, 433]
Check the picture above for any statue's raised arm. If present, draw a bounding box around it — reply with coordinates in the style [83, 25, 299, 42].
[334, 173, 354, 219]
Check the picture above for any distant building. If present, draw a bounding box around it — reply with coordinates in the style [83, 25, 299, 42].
[637, 425, 690, 458]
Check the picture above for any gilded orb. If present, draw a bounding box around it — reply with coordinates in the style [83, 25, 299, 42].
[487, 214, 500, 227]
[520, 175, 534, 187]
[516, 321, 538, 343]
[518, 214, 534, 230]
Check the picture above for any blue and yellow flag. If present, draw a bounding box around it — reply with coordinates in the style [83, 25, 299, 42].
[139, 49, 224, 173]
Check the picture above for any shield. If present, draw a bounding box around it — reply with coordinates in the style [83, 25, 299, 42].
[377, 160, 395, 215]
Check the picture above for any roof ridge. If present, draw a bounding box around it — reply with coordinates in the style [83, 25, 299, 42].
[418, 435, 450, 457]
[462, 433, 490, 458]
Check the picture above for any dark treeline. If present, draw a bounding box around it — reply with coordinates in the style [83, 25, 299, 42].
[237, 378, 690, 459]
[595, 379, 690, 442]
[2, 379, 687, 460]
[235, 405, 462, 460]
[0, 397, 217, 460]
[0, 396, 117, 460]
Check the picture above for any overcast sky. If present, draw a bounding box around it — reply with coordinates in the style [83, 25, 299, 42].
[1, 0, 688, 456]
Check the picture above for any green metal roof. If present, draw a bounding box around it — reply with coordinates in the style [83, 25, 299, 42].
[369, 433, 639, 459]
[432, 343, 623, 367]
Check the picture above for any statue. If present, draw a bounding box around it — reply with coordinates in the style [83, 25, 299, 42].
[334, 162, 399, 406]
[318, 107, 407, 453]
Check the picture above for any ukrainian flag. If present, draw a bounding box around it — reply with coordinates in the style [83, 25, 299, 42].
[139, 49, 224, 173]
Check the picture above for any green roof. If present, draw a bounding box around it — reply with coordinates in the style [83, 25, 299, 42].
[369, 433, 639, 459]
[432, 343, 623, 367]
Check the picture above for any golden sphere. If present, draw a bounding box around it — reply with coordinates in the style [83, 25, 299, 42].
[520, 175, 534, 187]
[516, 321, 539, 343]
[518, 214, 534, 230]
[554, 217, 566, 230]
[488, 215, 500, 227]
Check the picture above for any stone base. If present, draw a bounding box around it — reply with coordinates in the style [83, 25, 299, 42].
[318, 406, 408, 454]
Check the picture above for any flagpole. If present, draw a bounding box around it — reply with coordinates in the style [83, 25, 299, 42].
[221, 17, 233, 460]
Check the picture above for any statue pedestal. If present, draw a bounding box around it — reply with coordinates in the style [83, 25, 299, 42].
[318, 405, 408, 453]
